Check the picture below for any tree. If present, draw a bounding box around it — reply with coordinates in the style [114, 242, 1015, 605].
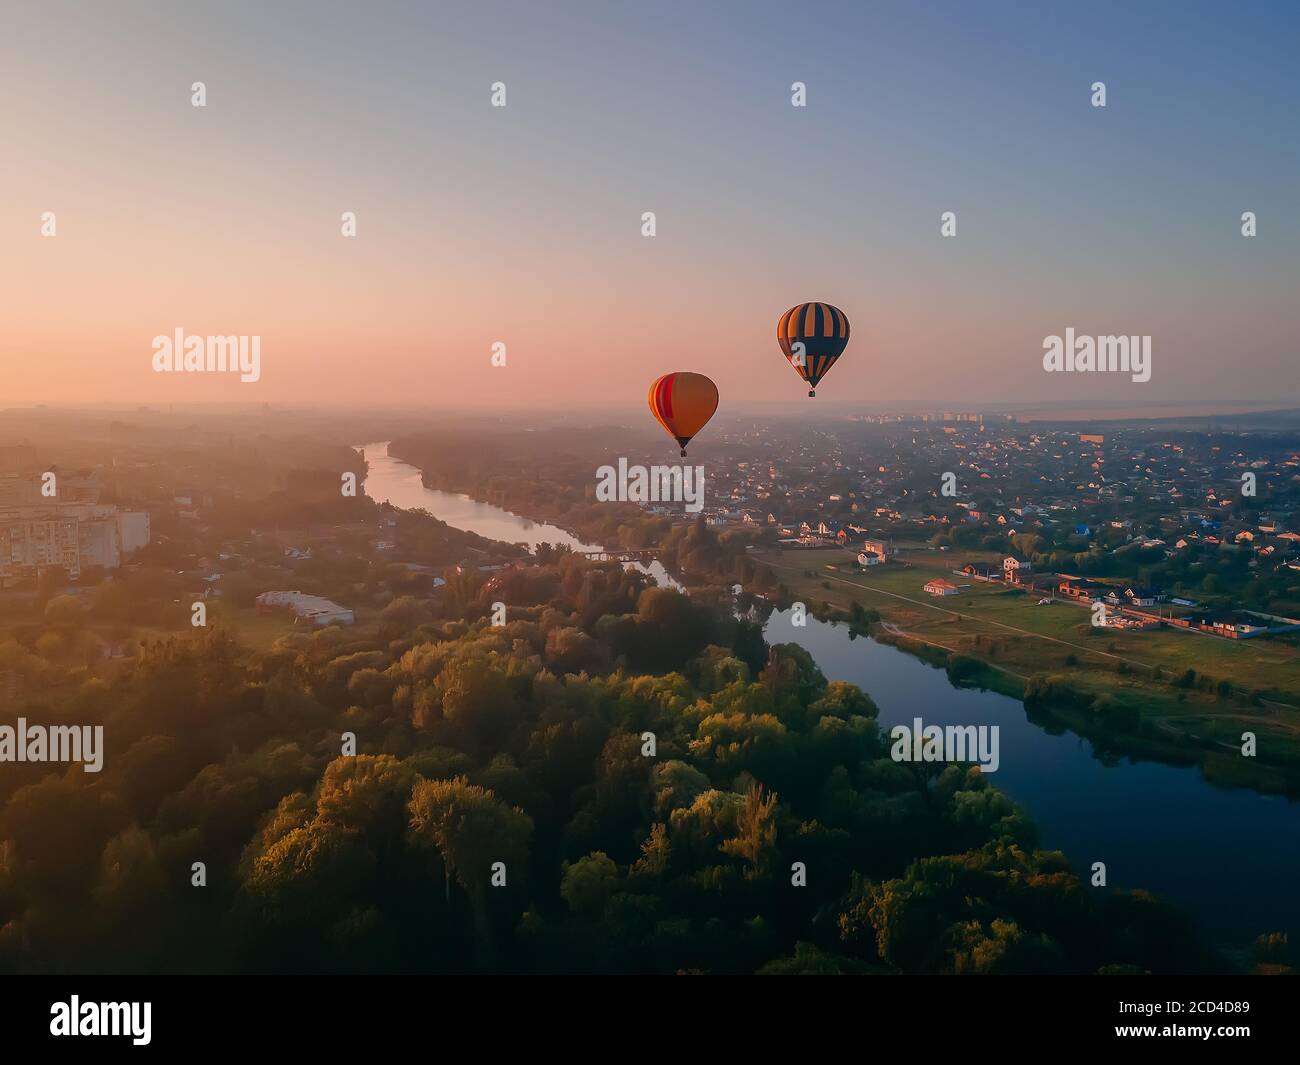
[544, 626, 610, 675]
[379, 596, 434, 640]
[316, 755, 416, 844]
[651, 761, 711, 816]
[44, 595, 86, 629]
[631, 823, 670, 877]
[809, 681, 879, 721]
[757, 941, 877, 975]
[759, 643, 826, 726]
[731, 618, 767, 676]
[632, 587, 710, 669]
[1010, 532, 1042, 559]
[560, 852, 619, 915]
[243, 820, 376, 935]
[434, 656, 517, 744]
[948, 918, 1067, 974]
[34, 631, 65, 658]
[92, 826, 176, 967]
[407, 776, 533, 958]
[867, 871, 946, 971]
[720, 783, 779, 879]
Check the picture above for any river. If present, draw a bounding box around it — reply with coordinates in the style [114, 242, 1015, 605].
[357, 442, 683, 587]
[358, 440, 1298, 949]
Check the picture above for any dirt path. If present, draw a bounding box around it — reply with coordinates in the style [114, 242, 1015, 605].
[878, 619, 1030, 681]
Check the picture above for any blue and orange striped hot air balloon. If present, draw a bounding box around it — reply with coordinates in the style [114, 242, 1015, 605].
[777, 302, 850, 397]
[648, 372, 718, 456]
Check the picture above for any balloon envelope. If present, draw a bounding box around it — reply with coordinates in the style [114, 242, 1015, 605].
[777, 302, 850, 396]
[648, 372, 719, 455]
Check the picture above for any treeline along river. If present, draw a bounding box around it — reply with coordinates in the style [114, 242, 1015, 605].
[358, 441, 1299, 949]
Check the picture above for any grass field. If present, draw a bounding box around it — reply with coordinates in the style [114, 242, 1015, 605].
[216, 605, 381, 652]
[765, 544, 1300, 697]
[1, 604, 383, 718]
[755, 543, 1300, 787]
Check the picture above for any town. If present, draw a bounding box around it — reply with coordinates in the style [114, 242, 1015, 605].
[682, 413, 1300, 643]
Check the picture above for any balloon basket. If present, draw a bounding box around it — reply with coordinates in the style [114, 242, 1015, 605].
[808, 389, 816, 398]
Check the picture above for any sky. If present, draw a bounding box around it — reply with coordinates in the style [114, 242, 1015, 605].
[3, 0, 1299, 410]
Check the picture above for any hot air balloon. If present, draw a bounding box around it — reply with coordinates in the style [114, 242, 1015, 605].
[648, 372, 718, 456]
[777, 302, 850, 397]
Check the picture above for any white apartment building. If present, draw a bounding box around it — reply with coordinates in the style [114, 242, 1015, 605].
[0, 472, 151, 583]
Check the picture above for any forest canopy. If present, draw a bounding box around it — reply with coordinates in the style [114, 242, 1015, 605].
[0, 552, 1216, 974]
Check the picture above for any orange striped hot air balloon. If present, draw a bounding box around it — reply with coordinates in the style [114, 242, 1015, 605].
[777, 302, 850, 397]
[648, 372, 719, 456]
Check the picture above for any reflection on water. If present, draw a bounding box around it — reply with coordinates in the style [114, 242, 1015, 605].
[762, 608, 1300, 947]
[358, 442, 686, 590]
[357, 442, 600, 552]
[630, 560, 684, 591]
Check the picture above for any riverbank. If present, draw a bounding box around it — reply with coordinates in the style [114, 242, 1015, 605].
[357, 442, 604, 553]
[383, 437, 651, 553]
[759, 606, 1300, 949]
[757, 546, 1300, 795]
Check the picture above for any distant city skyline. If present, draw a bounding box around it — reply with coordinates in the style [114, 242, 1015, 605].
[4, 0, 1298, 407]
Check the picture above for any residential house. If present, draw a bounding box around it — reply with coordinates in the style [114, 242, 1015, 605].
[861, 538, 897, 559]
[1002, 557, 1032, 582]
[1057, 575, 1108, 601]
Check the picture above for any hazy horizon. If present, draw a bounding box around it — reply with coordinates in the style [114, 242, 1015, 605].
[5, 396, 1300, 415]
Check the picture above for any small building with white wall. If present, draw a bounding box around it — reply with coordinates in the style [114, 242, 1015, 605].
[256, 590, 355, 626]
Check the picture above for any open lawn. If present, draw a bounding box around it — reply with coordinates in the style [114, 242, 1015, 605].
[756, 545, 1300, 782]
[216, 605, 380, 652]
[763, 544, 1300, 699]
